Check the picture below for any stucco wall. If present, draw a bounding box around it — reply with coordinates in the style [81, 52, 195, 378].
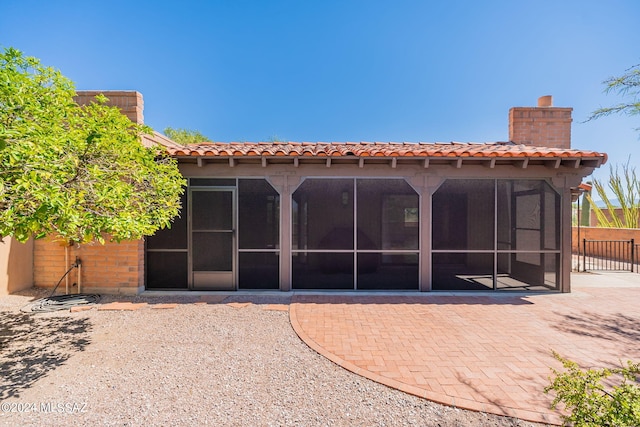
[0, 237, 34, 295]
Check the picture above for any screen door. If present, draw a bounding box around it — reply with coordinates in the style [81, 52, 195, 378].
[190, 189, 235, 290]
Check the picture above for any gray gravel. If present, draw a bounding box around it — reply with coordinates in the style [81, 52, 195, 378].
[0, 291, 548, 426]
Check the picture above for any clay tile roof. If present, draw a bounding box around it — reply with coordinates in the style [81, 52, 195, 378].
[155, 139, 606, 162]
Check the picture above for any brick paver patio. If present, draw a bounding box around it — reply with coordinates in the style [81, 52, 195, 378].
[289, 273, 640, 425]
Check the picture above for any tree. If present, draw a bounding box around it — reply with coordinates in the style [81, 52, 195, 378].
[163, 127, 211, 144]
[588, 63, 640, 131]
[268, 135, 286, 142]
[0, 47, 185, 244]
[586, 161, 640, 228]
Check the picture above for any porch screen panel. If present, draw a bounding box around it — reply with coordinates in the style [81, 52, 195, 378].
[432, 180, 494, 250]
[145, 192, 188, 289]
[192, 233, 233, 271]
[357, 253, 418, 290]
[356, 179, 419, 290]
[544, 184, 560, 251]
[292, 178, 418, 290]
[146, 252, 188, 289]
[357, 179, 419, 250]
[238, 179, 280, 289]
[292, 252, 354, 290]
[432, 179, 561, 291]
[146, 208, 188, 250]
[239, 252, 279, 289]
[496, 180, 560, 251]
[495, 180, 560, 291]
[293, 179, 354, 250]
[238, 179, 279, 250]
[432, 253, 494, 291]
[292, 179, 354, 289]
[431, 180, 495, 291]
[192, 191, 233, 231]
[497, 252, 559, 290]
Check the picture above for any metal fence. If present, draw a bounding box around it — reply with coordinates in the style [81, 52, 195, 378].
[580, 239, 638, 272]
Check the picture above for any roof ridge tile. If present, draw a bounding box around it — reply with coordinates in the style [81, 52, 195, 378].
[161, 140, 606, 162]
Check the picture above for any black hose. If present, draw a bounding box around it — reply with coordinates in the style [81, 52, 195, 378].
[21, 259, 101, 313]
[25, 294, 101, 313]
[49, 263, 77, 298]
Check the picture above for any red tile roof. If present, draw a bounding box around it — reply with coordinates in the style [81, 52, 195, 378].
[158, 140, 606, 161]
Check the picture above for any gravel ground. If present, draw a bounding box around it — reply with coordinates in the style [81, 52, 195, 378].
[0, 290, 549, 427]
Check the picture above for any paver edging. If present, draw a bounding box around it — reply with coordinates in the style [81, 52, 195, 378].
[288, 301, 562, 426]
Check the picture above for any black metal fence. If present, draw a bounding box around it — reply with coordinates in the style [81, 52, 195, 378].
[580, 239, 637, 272]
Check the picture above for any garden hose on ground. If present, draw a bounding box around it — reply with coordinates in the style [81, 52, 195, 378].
[23, 293, 101, 313]
[21, 258, 101, 313]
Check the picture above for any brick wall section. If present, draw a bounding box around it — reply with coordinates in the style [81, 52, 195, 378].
[509, 106, 572, 149]
[33, 91, 146, 295]
[73, 91, 144, 124]
[589, 208, 637, 227]
[34, 239, 144, 294]
[572, 226, 640, 261]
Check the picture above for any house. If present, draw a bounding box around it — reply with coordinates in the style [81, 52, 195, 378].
[6, 92, 606, 295]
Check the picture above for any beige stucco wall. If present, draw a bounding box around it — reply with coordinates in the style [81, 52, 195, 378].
[0, 237, 34, 295]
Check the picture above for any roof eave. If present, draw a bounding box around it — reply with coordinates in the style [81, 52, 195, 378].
[173, 154, 606, 170]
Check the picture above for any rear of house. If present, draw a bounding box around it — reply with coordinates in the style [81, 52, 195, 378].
[22, 92, 605, 294]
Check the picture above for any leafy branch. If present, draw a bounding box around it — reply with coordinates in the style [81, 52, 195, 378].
[545, 351, 640, 427]
[585, 161, 640, 228]
[587, 64, 640, 132]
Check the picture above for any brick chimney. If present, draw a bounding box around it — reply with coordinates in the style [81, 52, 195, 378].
[509, 96, 572, 148]
[74, 91, 144, 124]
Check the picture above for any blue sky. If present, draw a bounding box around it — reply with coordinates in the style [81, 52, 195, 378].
[2, 0, 639, 183]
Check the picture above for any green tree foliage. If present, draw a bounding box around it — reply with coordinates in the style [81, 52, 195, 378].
[545, 352, 640, 427]
[163, 127, 211, 144]
[588, 64, 640, 131]
[586, 162, 639, 228]
[0, 47, 185, 244]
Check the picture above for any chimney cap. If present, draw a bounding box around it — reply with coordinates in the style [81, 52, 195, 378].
[537, 95, 553, 107]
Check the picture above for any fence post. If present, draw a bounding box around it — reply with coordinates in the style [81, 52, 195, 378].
[631, 239, 635, 273]
[582, 239, 586, 272]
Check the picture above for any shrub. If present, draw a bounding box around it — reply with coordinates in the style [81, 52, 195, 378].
[545, 352, 640, 427]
